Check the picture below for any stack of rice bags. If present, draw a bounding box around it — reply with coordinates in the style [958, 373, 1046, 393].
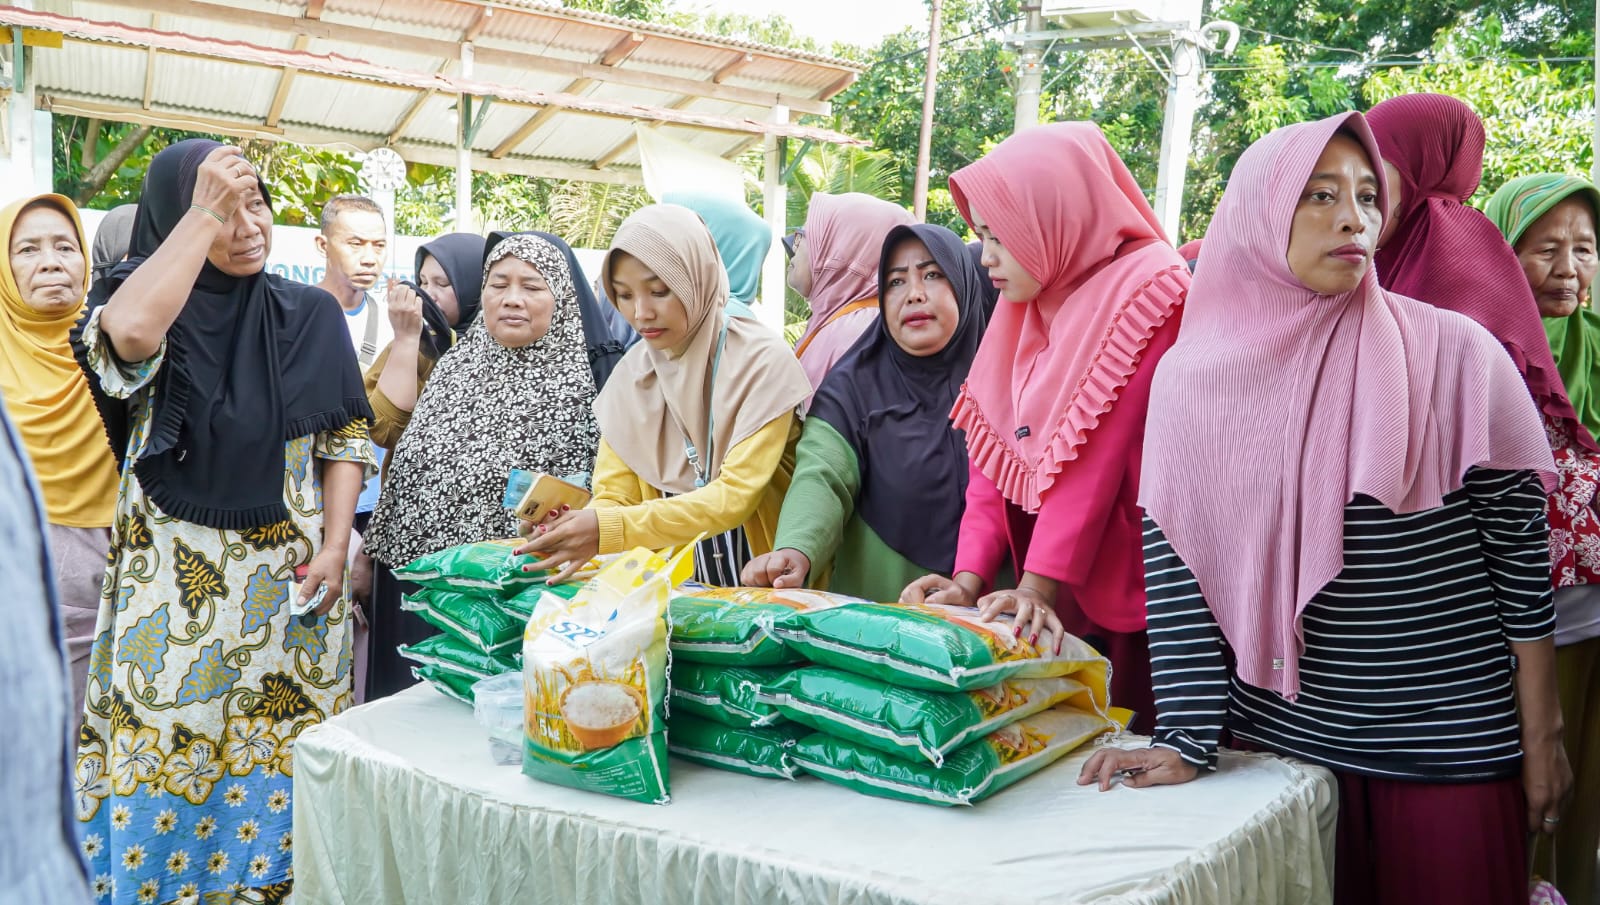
[759, 600, 1127, 806]
[662, 587, 864, 780]
[392, 538, 580, 703]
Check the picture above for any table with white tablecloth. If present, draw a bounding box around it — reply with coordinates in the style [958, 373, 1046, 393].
[292, 685, 1336, 905]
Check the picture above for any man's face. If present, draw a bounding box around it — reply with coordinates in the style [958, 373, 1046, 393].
[318, 209, 387, 291]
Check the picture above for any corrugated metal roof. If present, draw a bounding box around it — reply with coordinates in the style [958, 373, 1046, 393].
[10, 1, 867, 187]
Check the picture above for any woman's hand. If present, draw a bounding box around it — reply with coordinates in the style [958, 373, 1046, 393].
[976, 585, 1062, 653]
[298, 543, 348, 618]
[516, 508, 600, 584]
[191, 146, 258, 223]
[900, 573, 978, 607]
[1078, 746, 1199, 791]
[385, 279, 424, 341]
[1522, 728, 1574, 834]
[742, 549, 811, 589]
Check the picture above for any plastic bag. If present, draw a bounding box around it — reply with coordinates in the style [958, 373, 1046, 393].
[398, 634, 519, 682]
[667, 713, 808, 780]
[394, 538, 543, 593]
[402, 590, 523, 657]
[790, 706, 1120, 806]
[769, 601, 1108, 691]
[670, 662, 790, 728]
[521, 544, 694, 804]
[668, 586, 863, 665]
[760, 667, 1104, 766]
[411, 663, 477, 704]
[498, 580, 585, 620]
[472, 672, 525, 765]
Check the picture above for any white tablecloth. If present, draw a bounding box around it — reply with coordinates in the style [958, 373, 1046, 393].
[292, 685, 1336, 905]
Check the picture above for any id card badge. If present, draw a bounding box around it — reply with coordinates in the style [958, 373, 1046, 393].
[503, 469, 535, 509]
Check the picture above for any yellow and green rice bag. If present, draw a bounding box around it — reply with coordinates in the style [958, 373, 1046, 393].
[666, 714, 808, 780]
[670, 662, 790, 728]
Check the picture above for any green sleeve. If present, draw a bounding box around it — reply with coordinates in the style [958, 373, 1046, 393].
[773, 417, 861, 571]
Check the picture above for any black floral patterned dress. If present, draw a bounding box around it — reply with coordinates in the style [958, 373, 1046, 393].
[73, 308, 376, 905]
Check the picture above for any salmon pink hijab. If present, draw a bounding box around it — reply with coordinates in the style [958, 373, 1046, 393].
[947, 122, 1188, 512]
[1140, 112, 1557, 700]
[1368, 93, 1597, 453]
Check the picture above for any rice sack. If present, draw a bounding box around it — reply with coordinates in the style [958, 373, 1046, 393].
[498, 580, 584, 620]
[397, 634, 519, 682]
[668, 586, 864, 666]
[394, 538, 542, 593]
[760, 668, 1105, 766]
[790, 706, 1121, 806]
[410, 663, 478, 704]
[666, 714, 808, 780]
[670, 662, 790, 728]
[521, 545, 694, 805]
[402, 590, 523, 657]
[769, 601, 1108, 692]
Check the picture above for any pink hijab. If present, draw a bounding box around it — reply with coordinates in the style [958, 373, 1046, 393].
[793, 192, 915, 392]
[947, 122, 1188, 512]
[1140, 112, 1557, 700]
[1368, 93, 1597, 453]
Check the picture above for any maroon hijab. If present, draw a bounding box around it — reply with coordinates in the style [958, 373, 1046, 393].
[1368, 93, 1597, 452]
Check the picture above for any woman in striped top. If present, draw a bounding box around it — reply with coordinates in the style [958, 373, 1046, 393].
[1080, 112, 1573, 904]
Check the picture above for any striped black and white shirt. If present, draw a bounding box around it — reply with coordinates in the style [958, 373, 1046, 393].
[1145, 468, 1554, 782]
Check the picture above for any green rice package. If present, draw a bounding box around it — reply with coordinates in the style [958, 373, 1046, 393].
[768, 601, 1109, 692]
[670, 662, 790, 728]
[760, 667, 1104, 766]
[668, 586, 864, 665]
[410, 663, 478, 704]
[790, 706, 1121, 807]
[498, 580, 585, 620]
[522, 546, 693, 805]
[394, 538, 543, 593]
[667, 713, 808, 780]
[397, 633, 519, 682]
[401, 590, 523, 657]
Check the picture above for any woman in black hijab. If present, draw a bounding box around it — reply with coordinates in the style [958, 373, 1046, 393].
[742, 223, 989, 600]
[72, 139, 374, 903]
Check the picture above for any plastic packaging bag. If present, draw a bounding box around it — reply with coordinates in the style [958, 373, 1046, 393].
[790, 706, 1121, 806]
[666, 713, 808, 780]
[402, 590, 523, 657]
[498, 580, 585, 620]
[760, 667, 1104, 766]
[398, 634, 519, 682]
[670, 662, 790, 728]
[472, 672, 525, 766]
[769, 601, 1108, 692]
[521, 544, 694, 804]
[394, 538, 542, 593]
[667, 586, 863, 665]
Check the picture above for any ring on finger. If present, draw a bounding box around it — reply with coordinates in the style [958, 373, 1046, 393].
[1543, 816, 1561, 825]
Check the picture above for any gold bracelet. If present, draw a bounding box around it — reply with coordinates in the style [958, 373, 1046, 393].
[189, 203, 226, 224]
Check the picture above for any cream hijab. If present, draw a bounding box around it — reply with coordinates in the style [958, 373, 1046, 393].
[595, 205, 810, 494]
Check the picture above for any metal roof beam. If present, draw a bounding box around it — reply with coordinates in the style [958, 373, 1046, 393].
[265, 33, 310, 128]
[105, 0, 833, 116]
[590, 95, 697, 170]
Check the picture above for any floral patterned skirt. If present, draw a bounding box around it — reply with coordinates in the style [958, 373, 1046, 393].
[74, 452, 357, 904]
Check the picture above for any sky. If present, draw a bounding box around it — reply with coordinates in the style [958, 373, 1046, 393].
[686, 0, 930, 50]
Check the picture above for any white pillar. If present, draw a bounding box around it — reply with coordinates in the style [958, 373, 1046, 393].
[759, 104, 789, 336]
[456, 42, 476, 233]
[1153, 35, 1201, 243]
[0, 32, 42, 201]
[1013, 7, 1044, 131]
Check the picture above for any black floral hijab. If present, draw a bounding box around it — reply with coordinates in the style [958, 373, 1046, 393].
[363, 233, 600, 567]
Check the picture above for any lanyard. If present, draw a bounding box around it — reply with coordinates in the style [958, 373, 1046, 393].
[683, 321, 729, 489]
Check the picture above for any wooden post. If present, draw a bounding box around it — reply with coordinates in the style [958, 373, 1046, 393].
[912, 0, 943, 221]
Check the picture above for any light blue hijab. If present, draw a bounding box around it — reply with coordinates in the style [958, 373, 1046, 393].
[661, 191, 771, 319]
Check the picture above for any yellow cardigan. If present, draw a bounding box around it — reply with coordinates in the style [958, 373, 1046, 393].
[591, 412, 801, 557]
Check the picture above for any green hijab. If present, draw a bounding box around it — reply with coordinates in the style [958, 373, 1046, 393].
[660, 191, 771, 320]
[1485, 173, 1600, 439]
